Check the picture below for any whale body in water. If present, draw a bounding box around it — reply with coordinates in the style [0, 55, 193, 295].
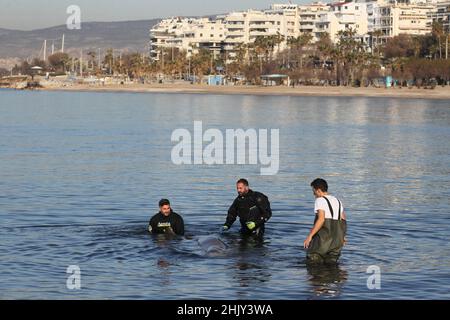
[197, 235, 228, 256]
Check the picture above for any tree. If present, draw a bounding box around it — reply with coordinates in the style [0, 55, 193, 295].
[86, 50, 97, 70]
[31, 58, 47, 69]
[287, 33, 313, 69]
[315, 32, 334, 68]
[103, 49, 115, 74]
[432, 21, 444, 59]
[370, 29, 384, 57]
[12, 60, 31, 75]
[190, 48, 213, 82]
[383, 34, 417, 59]
[48, 52, 70, 73]
[335, 28, 367, 86]
[0, 68, 9, 77]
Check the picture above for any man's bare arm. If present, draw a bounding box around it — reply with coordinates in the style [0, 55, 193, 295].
[304, 210, 325, 248]
[309, 210, 325, 238]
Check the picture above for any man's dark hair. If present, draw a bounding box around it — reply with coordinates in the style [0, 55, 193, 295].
[237, 178, 249, 186]
[159, 199, 171, 207]
[311, 178, 328, 192]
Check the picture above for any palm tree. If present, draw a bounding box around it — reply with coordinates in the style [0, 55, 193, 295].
[315, 32, 334, 72]
[253, 36, 268, 73]
[432, 21, 444, 59]
[370, 29, 384, 57]
[103, 49, 114, 74]
[287, 33, 313, 69]
[227, 42, 248, 80]
[335, 28, 366, 86]
[273, 32, 285, 57]
[87, 51, 96, 70]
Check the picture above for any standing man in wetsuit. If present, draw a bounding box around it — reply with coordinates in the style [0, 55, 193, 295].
[222, 179, 272, 237]
[148, 199, 185, 236]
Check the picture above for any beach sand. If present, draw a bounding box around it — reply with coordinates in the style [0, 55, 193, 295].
[17, 82, 450, 99]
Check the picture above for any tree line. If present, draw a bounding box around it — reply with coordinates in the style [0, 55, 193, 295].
[4, 22, 450, 87]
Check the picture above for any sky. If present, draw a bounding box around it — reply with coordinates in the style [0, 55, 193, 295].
[0, 0, 311, 30]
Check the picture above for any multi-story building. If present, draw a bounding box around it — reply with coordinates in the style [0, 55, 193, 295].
[151, 5, 303, 61]
[316, 1, 369, 43]
[298, 2, 330, 41]
[430, 0, 450, 32]
[149, 17, 226, 61]
[224, 9, 286, 49]
[149, 1, 442, 61]
[222, 8, 289, 60]
[368, 0, 434, 43]
[270, 3, 302, 40]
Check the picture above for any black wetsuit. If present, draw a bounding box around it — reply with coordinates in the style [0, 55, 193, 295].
[225, 190, 272, 236]
[148, 211, 185, 236]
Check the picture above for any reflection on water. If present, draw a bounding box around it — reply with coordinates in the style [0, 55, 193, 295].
[306, 264, 349, 299]
[156, 258, 172, 288]
[0, 90, 449, 299]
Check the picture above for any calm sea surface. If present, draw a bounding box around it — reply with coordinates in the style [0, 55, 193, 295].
[1, 88, 449, 299]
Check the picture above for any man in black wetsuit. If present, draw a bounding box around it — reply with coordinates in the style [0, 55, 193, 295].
[222, 179, 272, 237]
[148, 199, 185, 236]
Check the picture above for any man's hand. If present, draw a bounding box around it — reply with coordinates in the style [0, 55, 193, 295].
[246, 221, 256, 230]
[303, 235, 313, 249]
[165, 227, 175, 235]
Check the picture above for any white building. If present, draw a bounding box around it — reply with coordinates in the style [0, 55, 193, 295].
[224, 9, 286, 45]
[368, 0, 435, 42]
[316, 1, 369, 43]
[430, 0, 450, 32]
[149, 17, 226, 61]
[149, 1, 443, 61]
[298, 2, 330, 41]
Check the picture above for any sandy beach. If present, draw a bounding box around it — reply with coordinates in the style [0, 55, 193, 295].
[38, 82, 450, 99]
[3, 81, 450, 99]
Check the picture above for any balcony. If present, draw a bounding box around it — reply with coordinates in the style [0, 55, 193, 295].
[227, 28, 245, 33]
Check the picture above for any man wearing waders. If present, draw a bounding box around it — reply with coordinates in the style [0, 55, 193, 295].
[304, 179, 347, 264]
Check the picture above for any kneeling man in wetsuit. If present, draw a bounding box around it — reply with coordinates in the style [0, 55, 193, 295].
[148, 199, 185, 236]
[222, 179, 272, 237]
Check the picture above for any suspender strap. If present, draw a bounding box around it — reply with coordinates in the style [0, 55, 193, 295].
[323, 196, 334, 220]
[323, 196, 342, 220]
[338, 200, 342, 221]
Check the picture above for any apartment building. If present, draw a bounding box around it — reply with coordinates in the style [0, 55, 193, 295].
[368, 0, 434, 42]
[429, 0, 450, 32]
[149, 17, 226, 60]
[316, 1, 369, 42]
[298, 2, 330, 41]
[149, 1, 444, 61]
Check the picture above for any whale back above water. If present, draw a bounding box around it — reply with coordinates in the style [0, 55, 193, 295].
[197, 235, 228, 256]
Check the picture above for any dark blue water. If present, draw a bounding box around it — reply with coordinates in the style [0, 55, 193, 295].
[1, 89, 449, 299]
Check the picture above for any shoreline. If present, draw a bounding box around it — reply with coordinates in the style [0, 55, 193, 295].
[4, 83, 450, 99]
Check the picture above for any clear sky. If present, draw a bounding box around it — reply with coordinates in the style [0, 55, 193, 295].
[0, 0, 311, 30]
